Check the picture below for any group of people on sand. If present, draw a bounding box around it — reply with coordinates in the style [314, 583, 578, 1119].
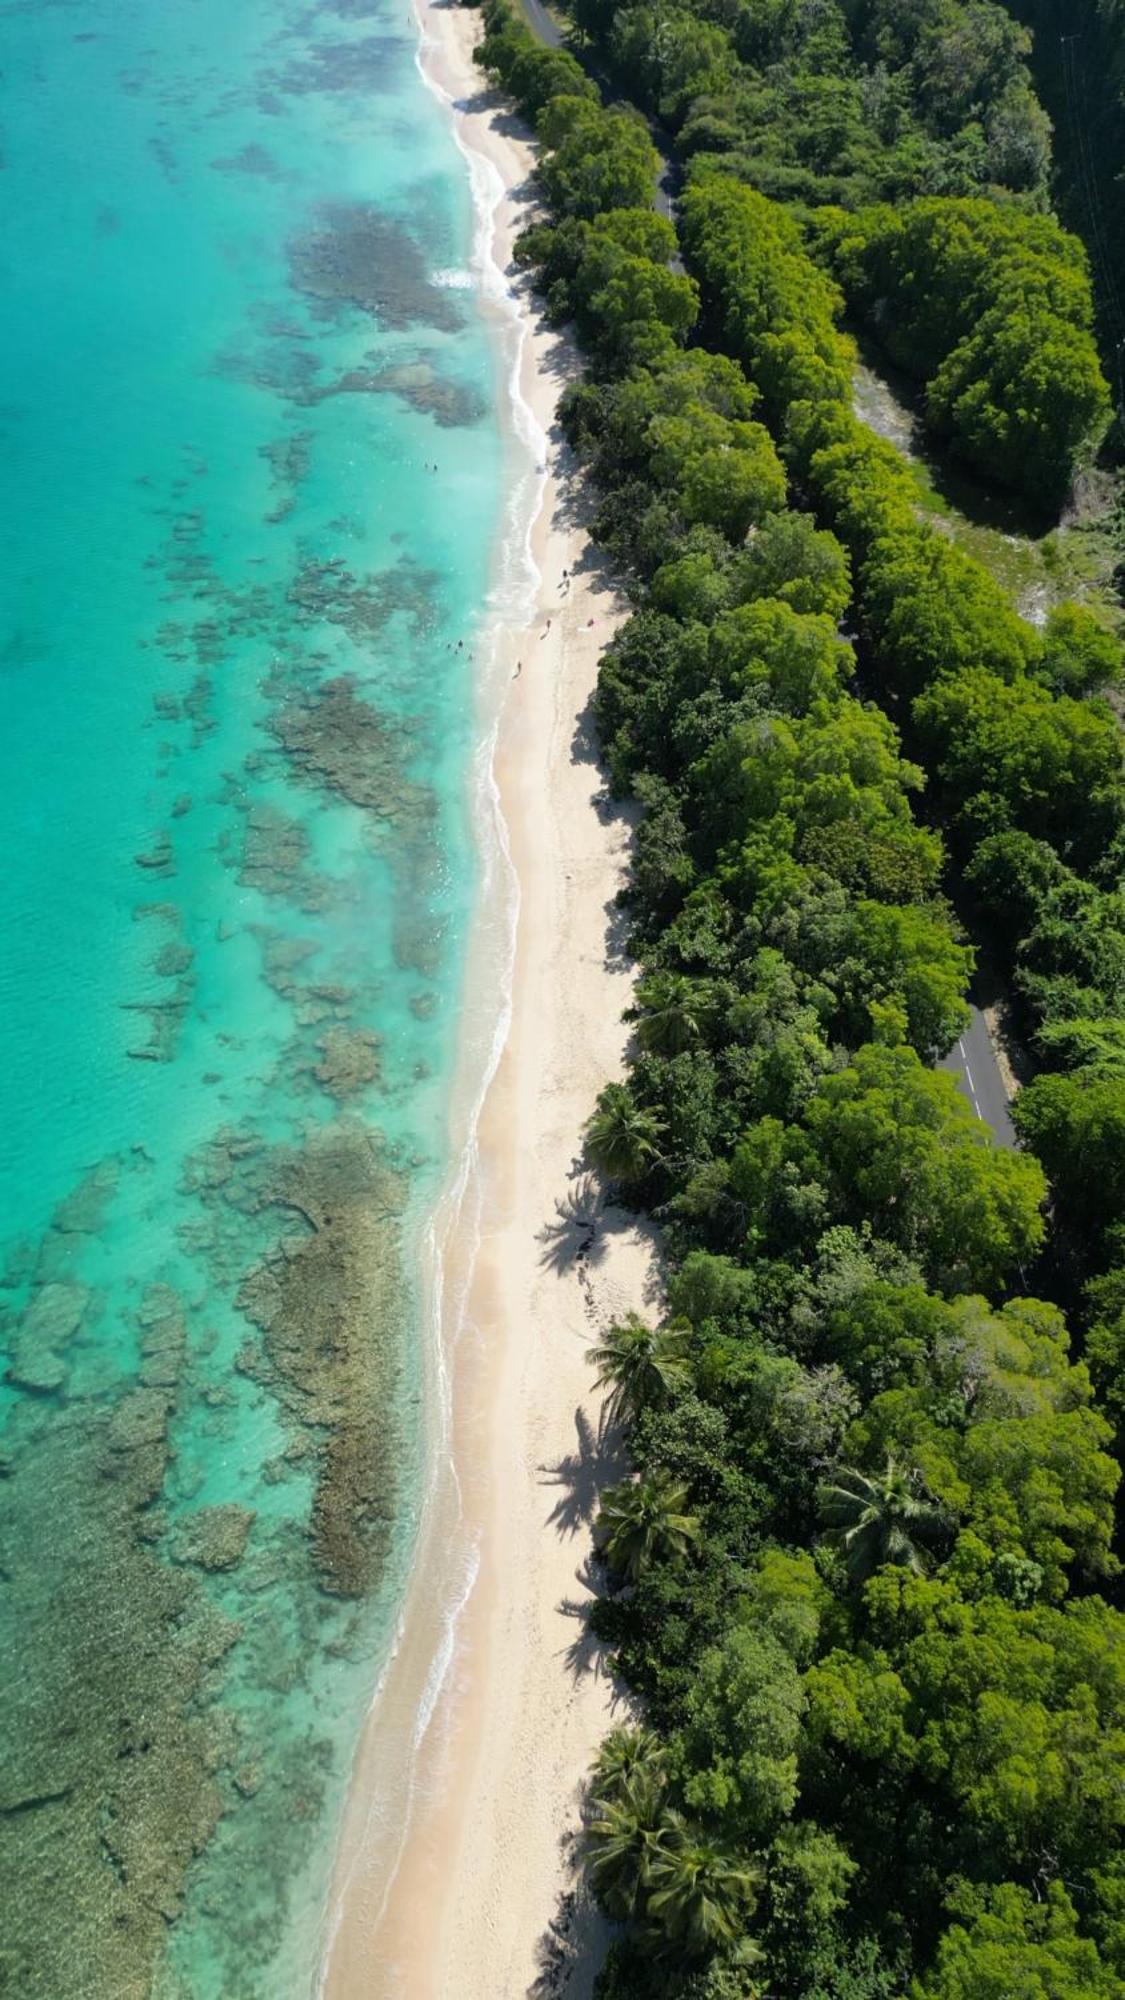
[511, 567, 596, 678]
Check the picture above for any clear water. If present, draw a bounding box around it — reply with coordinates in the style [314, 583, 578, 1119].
[0, 0, 503, 1991]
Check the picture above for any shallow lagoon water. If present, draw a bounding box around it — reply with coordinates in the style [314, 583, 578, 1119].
[0, 0, 503, 1991]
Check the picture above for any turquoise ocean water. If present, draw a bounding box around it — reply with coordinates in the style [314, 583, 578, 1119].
[0, 0, 505, 1991]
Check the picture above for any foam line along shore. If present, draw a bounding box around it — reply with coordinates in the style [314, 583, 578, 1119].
[317, 4, 659, 1993]
[0, 0, 509, 1990]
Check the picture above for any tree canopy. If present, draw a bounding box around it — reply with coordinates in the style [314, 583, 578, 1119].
[474, 3, 1125, 1991]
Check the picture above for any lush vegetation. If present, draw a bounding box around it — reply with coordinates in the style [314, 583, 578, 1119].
[572, 0, 1055, 207]
[566, 0, 1113, 505]
[808, 197, 1110, 504]
[474, 1, 1125, 1992]
[1008, 0, 1125, 340]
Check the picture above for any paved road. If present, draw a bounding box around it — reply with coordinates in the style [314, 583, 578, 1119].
[520, 0, 562, 46]
[939, 1004, 1016, 1148]
[655, 156, 681, 237]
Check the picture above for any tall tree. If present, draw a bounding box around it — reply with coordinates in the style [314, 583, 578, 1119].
[585, 1082, 666, 1181]
[645, 1814, 764, 1958]
[586, 1768, 670, 1921]
[588, 1315, 691, 1424]
[597, 1472, 700, 1581]
[817, 1457, 947, 1585]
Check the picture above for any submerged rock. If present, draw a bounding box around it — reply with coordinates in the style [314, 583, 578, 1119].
[283, 552, 439, 646]
[288, 201, 462, 333]
[133, 831, 175, 875]
[8, 1281, 89, 1394]
[260, 428, 313, 525]
[232, 1121, 408, 1597]
[51, 1161, 119, 1236]
[238, 801, 310, 896]
[313, 1024, 382, 1100]
[268, 672, 432, 834]
[175, 1504, 256, 1571]
[154, 938, 194, 979]
[304, 356, 487, 427]
[0, 1368, 237, 1998]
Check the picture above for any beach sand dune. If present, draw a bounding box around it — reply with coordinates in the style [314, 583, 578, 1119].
[318, 9, 657, 1994]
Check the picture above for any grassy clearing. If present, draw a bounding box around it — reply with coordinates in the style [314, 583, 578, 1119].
[852, 348, 1123, 633]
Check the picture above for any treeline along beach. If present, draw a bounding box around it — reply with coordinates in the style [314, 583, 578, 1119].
[472, 0, 1125, 1992]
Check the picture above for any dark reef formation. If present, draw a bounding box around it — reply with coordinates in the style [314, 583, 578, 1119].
[221, 1121, 409, 1597]
[289, 202, 462, 332]
[0, 1266, 237, 2000]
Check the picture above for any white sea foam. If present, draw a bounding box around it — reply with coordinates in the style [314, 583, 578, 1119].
[315, 4, 549, 1985]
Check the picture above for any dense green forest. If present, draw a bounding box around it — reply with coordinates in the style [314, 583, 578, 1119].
[575, 0, 1055, 205]
[473, 0, 1125, 1992]
[1008, 0, 1125, 354]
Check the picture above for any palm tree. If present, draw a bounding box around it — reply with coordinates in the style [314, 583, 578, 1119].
[585, 1768, 668, 1920]
[584, 1082, 665, 1182]
[817, 1456, 947, 1586]
[631, 974, 709, 1056]
[644, 1812, 763, 1959]
[596, 1472, 700, 1582]
[587, 1313, 690, 1424]
[590, 1725, 667, 1803]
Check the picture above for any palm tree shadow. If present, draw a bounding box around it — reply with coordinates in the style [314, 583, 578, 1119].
[541, 1405, 602, 1535]
[541, 1405, 630, 1533]
[558, 1582, 617, 1684]
[529, 1873, 615, 1999]
[537, 1173, 610, 1275]
[558, 1545, 633, 1689]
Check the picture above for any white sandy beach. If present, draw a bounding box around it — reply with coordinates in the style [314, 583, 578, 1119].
[318, 6, 658, 1994]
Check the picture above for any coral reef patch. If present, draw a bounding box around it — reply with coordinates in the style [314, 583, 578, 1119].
[289, 202, 462, 332]
[0, 1281, 238, 2000]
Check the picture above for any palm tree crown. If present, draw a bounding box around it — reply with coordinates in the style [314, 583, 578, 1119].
[585, 1736, 763, 1965]
[596, 1471, 700, 1582]
[591, 1726, 667, 1800]
[632, 974, 710, 1056]
[817, 1456, 947, 1585]
[584, 1082, 665, 1182]
[587, 1314, 690, 1424]
[586, 1768, 669, 1920]
[644, 1811, 763, 1958]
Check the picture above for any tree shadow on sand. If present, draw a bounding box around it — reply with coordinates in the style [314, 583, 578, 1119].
[540, 1406, 629, 1537]
[537, 1173, 609, 1276]
[558, 1573, 619, 1684]
[531, 1588, 627, 1989]
[529, 1871, 617, 2000]
[541, 1405, 602, 1536]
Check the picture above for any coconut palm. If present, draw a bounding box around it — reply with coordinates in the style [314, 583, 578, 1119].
[584, 1082, 665, 1182]
[644, 1812, 763, 1958]
[585, 1767, 669, 1920]
[817, 1456, 947, 1586]
[596, 1472, 700, 1582]
[631, 973, 709, 1056]
[587, 1313, 690, 1424]
[590, 1725, 667, 1803]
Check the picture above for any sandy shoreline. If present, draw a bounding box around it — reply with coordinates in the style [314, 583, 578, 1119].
[318, 7, 658, 1995]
